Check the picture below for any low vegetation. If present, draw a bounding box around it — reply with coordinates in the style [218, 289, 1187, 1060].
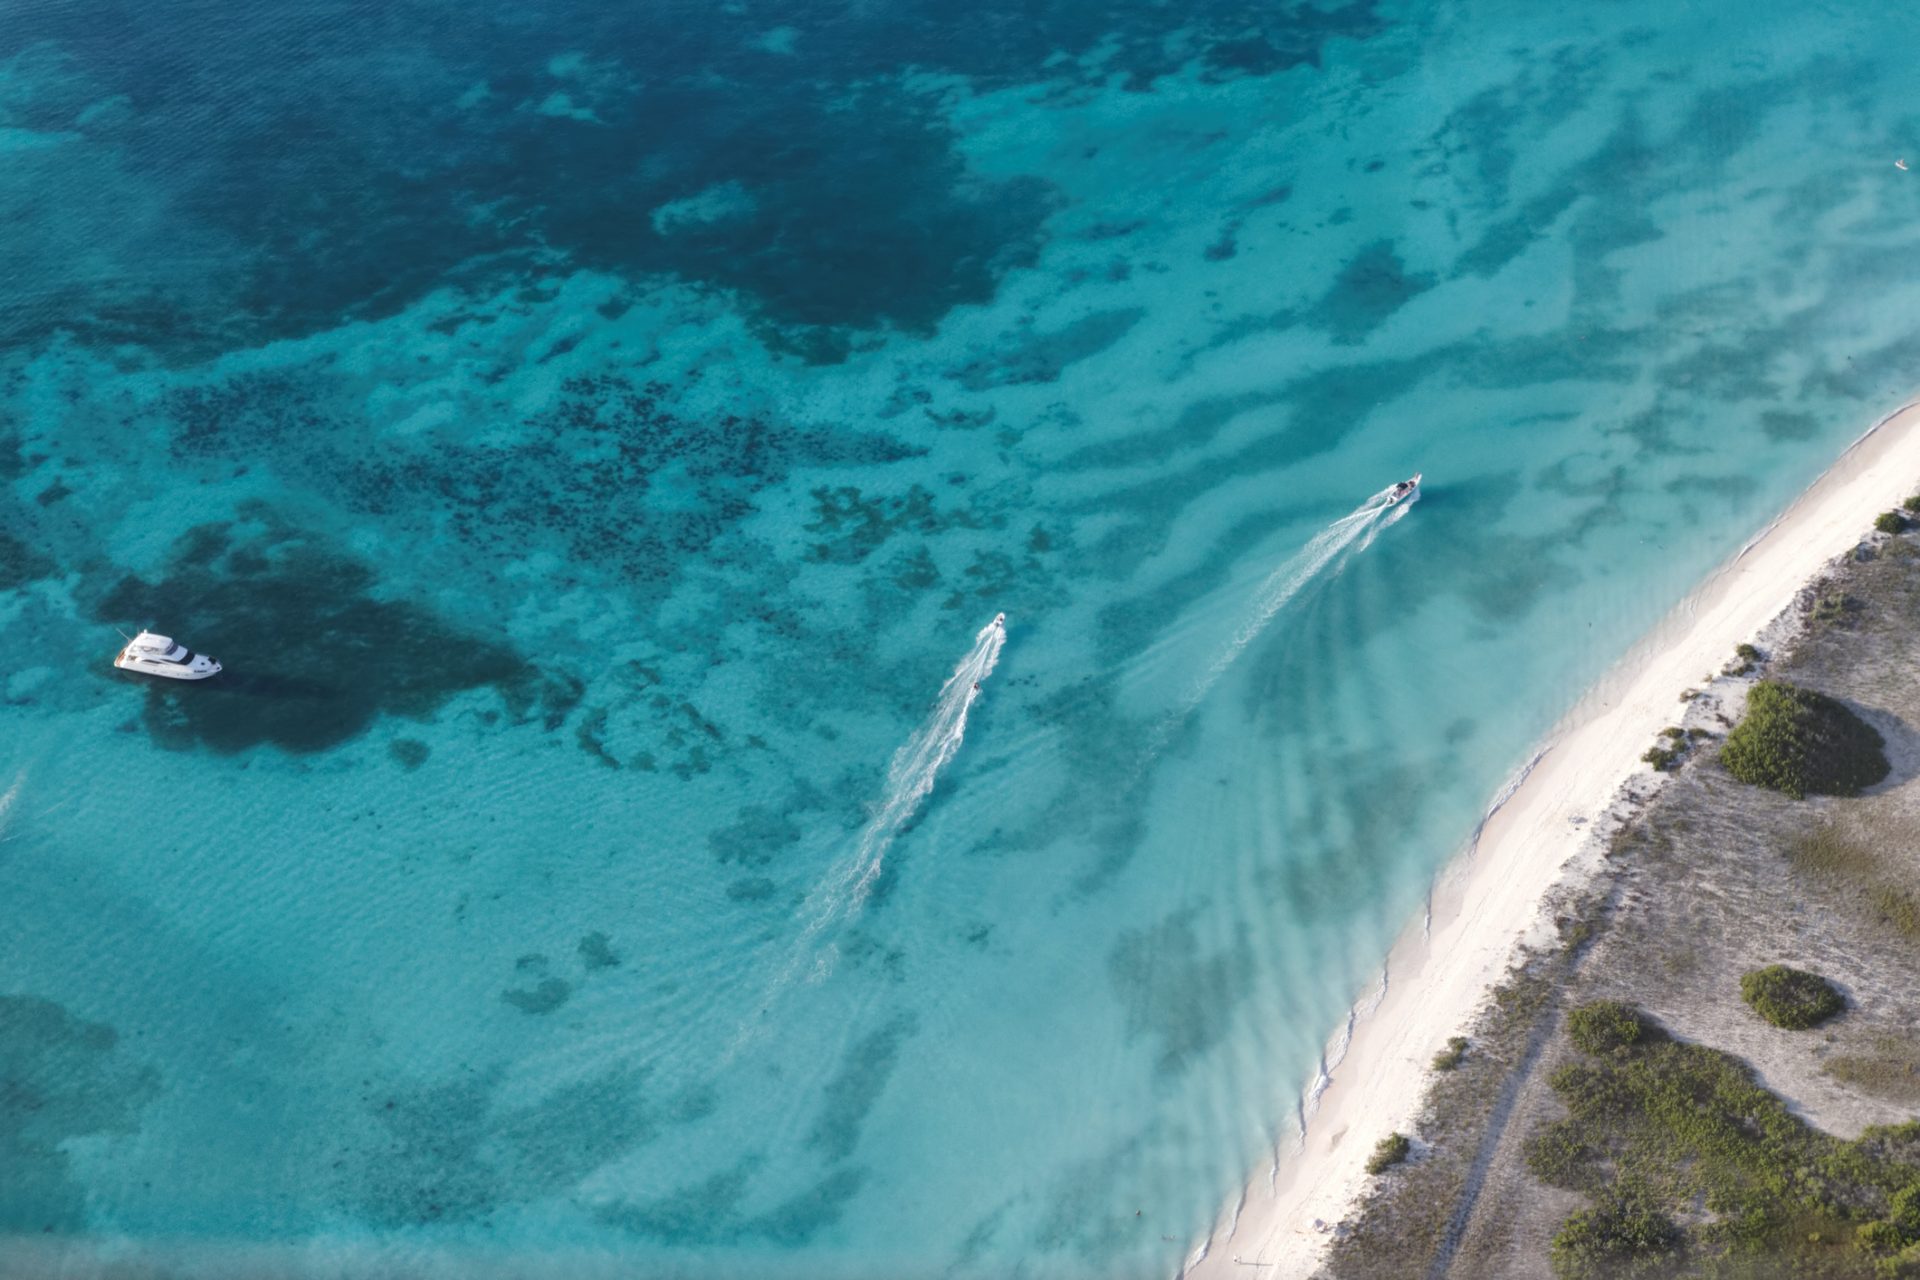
[1812, 591, 1862, 627]
[1548, 1182, 1680, 1280]
[1875, 511, 1909, 535]
[1825, 1047, 1920, 1106]
[1534, 1001, 1920, 1279]
[1565, 1000, 1652, 1056]
[1325, 952, 1568, 1279]
[1720, 679, 1889, 798]
[1726, 641, 1763, 676]
[1740, 964, 1845, 1029]
[1642, 728, 1692, 773]
[1366, 1131, 1411, 1175]
[1789, 825, 1920, 944]
[1432, 1035, 1469, 1071]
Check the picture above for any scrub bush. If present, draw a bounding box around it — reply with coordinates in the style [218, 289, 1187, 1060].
[1540, 1002, 1920, 1278]
[1740, 965, 1844, 1030]
[1432, 1036, 1469, 1071]
[1726, 641, 1762, 676]
[1549, 1183, 1681, 1280]
[1720, 680, 1889, 799]
[1526, 1120, 1600, 1191]
[1876, 511, 1908, 535]
[1566, 1000, 1652, 1056]
[1366, 1132, 1411, 1175]
[1811, 592, 1859, 626]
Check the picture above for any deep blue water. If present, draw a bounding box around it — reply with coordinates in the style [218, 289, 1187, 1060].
[7, 0, 1920, 1275]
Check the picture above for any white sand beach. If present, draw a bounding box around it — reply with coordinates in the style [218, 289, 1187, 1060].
[1185, 398, 1920, 1280]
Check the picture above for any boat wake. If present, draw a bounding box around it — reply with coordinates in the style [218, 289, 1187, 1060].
[790, 612, 1008, 983]
[1184, 482, 1414, 714]
[0, 767, 25, 844]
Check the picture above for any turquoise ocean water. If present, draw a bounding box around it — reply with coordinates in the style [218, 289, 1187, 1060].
[7, 0, 1920, 1275]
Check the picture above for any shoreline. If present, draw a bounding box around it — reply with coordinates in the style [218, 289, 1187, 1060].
[1183, 397, 1920, 1280]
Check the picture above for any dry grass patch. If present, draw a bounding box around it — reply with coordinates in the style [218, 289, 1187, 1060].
[1787, 823, 1879, 880]
[1789, 823, 1920, 943]
[1825, 1048, 1920, 1106]
[1871, 885, 1920, 941]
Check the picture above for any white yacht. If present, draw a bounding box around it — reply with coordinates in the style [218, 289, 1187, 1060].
[114, 631, 222, 680]
[1384, 472, 1422, 507]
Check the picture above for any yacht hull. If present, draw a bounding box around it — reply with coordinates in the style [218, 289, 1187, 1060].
[114, 654, 222, 680]
[113, 631, 222, 680]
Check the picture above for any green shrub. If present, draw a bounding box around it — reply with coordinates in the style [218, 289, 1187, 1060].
[1432, 1035, 1469, 1071]
[1726, 641, 1762, 676]
[1905, 495, 1920, 514]
[1549, 1183, 1682, 1280]
[1720, 680, 1889, 799]
[1877, 511, 1909, 535]
[1365, 1131, 1411, 1175]
[1741, 964, 1844, 1029]
[1566, 1000, 1651, 1056]
[1812, 592, 1859, 625]
[1641, 745, 1679, 772]
[1538, 1015, 1920, 1278]
[1526, 1120, 1600, 1191]
[1860, 1184, 1920, 1257]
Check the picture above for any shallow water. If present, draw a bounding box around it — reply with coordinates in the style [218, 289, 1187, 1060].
[7, 0, 1920, 1275]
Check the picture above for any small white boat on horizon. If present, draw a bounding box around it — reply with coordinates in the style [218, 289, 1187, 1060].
[1383, 472, 1422, 507]
[114, 630, 222, 681]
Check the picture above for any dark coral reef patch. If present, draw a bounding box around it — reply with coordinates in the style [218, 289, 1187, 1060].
[5, 0, 1382, 358]
[90, 511, 530, 754]
[335, 373, 921, 601]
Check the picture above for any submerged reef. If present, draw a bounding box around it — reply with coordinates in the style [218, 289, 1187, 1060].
[0, 0, 1381, 360]
[89, 511, 529, 753]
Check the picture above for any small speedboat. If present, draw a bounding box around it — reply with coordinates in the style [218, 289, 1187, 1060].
[114, 630, 222, 680]
[1384, 473, 1422, 507]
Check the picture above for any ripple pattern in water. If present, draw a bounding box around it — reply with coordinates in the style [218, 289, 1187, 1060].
[5, 0, 1920, 1275]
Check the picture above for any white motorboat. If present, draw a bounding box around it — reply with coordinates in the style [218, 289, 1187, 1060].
[1384, 472, 1422, 507]
[114, 630, 222, 680]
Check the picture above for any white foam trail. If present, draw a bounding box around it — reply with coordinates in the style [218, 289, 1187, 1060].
[1356, 493, 1414, 551]
[792, 613, 1008, 978]
[843, 613, 1006, 905]
[1183, 485, 1409, 713]
[0, 768, 25, 842]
